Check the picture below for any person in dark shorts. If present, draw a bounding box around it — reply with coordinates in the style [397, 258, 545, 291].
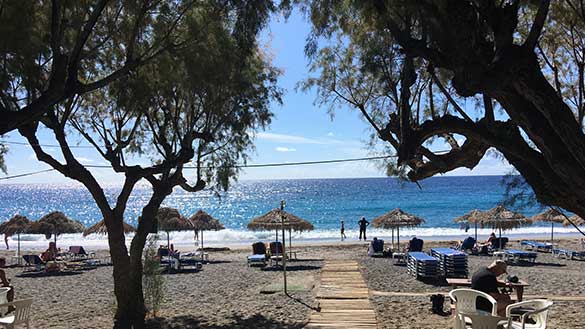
[340, 220, 347, 241]
[470, 260, 511, 315]
[358, 217, 369, 240]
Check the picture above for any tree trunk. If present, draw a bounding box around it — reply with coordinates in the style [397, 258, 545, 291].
[112, 183, 174, 328]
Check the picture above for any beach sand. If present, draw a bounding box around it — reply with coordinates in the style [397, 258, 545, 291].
[2, 238, 584, 328]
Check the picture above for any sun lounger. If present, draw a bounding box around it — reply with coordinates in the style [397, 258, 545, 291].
[458, 237, 476, 253]
[67, 246, 95, 260]
[552, 248, 585, 260]
[269, 241, 286, 266]
[520, 241, 552, 252]
[407, 237, 424, 252]
[22, 255, 45, 272]
[247, 242, 268, 267]
[431, 248, 468, 278]
[504, 249, 537, 264]
[407, 252, 439, 279]
[368, 239, 384, 257]
[489, 237, 509, 251]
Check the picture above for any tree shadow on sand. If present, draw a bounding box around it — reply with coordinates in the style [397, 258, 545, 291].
[146, 313, 305, 329]
[261, 265, 321, 272]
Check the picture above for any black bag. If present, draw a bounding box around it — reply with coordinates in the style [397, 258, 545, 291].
[430, 294, 445, 315]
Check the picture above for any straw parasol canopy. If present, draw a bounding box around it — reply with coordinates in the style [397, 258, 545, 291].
[0, 215, 31, 236]
[189, 210, 224, 260]
[477, 206, 531, 230]
[0, 215, 32, 254]
[372, 208, 425, 250]
[190, 210, 224, 231]
[531, 209, 566, 244]
[29, 211, 85, 247]
[453, 209, 486, 241]
[83, 219, 136, 237]
[248, 209, 314, 232]
[564, 215, 585, 227]
[248, 208, 314, 259]
[156, 207, 193, 247]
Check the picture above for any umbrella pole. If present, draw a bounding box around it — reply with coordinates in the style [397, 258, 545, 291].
[17, 233, 20, 257]
[201, 231, 204, 262]
[392, 229, 394, 250]
[167, 231, 170, 249]
[289, 228, 292, 260]
[474, 223, 478, 241]
[551, 222, 554, 246]
[397, 226, 400, 251]
[499, 227, 502, 250]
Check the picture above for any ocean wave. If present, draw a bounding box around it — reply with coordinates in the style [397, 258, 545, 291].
[4, 226, 581, 251]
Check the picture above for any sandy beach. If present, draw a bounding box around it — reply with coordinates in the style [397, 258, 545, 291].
[2, 238, 584, 328]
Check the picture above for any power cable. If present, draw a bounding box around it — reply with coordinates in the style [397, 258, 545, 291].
[0, 155, 398, 181]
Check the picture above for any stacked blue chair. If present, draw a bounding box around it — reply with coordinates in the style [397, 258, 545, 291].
[431, 248, 468, 278]
[407, 252, 439, 279]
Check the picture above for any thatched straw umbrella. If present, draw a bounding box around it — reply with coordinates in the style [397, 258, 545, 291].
[248, 209, 314, 258]
[156, 207, 193, 248]
[83, 219, 136, 237]
[372, 208, 425, 250]
[564, 215, 584, 227]
[531, 209, 565, 245]
[189, 210, 224, 259]
[453, 209, 486, 241]
[29, 211, 85, 248]
[0, 215, 32, 255]
[477, 206, 531, 249]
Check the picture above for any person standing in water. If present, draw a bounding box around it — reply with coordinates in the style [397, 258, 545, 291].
[358, 217, 370, 240]
[340, 220, 347, 241]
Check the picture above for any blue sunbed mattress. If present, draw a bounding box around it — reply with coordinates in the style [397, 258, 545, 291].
[408, 252, 438, 262]
[247, 255, 266, 262]
[431, 248, 466, 256]
[506, 249, 537, 257]
[521, 241, 551, 248]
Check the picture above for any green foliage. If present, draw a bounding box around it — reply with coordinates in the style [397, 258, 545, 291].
[69, 0, 282, 192]
[143, 234, 165, 317]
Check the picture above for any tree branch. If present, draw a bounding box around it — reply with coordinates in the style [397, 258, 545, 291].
[524, 0, 550, 50]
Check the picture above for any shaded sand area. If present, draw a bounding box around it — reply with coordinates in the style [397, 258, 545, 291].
[1, 238, 584, 328]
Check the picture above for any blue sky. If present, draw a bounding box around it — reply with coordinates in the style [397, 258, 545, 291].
[0, 10, 512, 185]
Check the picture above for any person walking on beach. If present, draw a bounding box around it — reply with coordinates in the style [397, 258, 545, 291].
[358, 217, 369, 240]
[340, 220, 347, 241]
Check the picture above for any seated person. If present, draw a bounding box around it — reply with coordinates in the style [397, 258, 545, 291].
[169, 243, 180, 258]
[368, 237, 384, 256]
[458, 236, 476, 251]
[475, 233, 497, 254]
[471, 260, 512, 316]
[0, 258, 14, 302]
[40, 241, 58, 262]
[406, 236, 423, 252]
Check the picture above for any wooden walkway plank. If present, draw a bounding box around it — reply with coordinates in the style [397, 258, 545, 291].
[305, 260, 378, 329]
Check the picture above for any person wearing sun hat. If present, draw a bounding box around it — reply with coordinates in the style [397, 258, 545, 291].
[471, 260, 512, 315]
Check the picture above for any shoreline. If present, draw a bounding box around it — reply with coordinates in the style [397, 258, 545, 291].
[6, 231, 582, 252]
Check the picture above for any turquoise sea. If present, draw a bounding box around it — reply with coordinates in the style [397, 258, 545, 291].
[0, 176, 578, 249]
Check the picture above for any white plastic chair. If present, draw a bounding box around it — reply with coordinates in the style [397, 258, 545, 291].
[0, 288, 11, 316]
[449, 288, 498, 329]
[505, 299, 553, 329]
[0, 298, 33, 329]
[459, 312, 508, 329]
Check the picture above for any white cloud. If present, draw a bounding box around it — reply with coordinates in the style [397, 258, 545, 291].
[327, 132, 334, 137]
[76, 157, 94, 164]
[256, 132, 325, 144]
[275, 147, 296, 152]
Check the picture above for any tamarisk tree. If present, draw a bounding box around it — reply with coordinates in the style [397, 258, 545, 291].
[0, 0, 199, 135]
[299, 1, 585, 219]
[19, 1, 280, 327]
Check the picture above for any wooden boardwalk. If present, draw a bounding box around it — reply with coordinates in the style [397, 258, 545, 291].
[305, 260, 378, 328]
